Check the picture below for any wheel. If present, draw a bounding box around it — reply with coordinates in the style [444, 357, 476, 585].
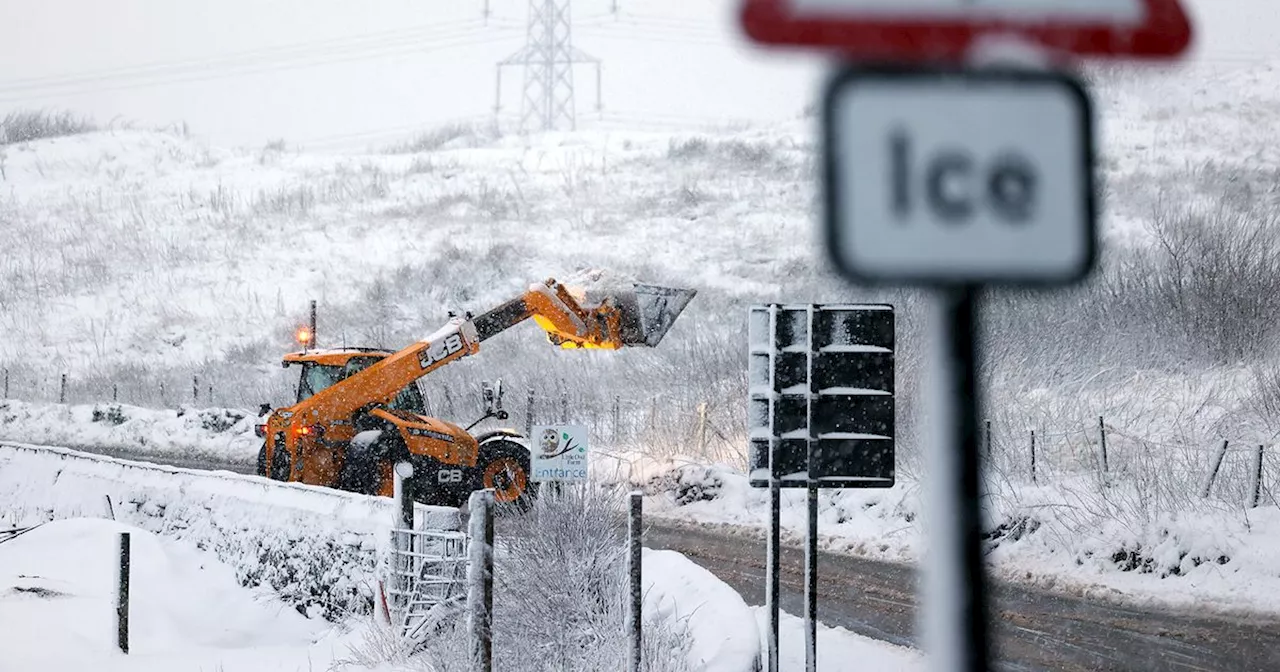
[269, 442, 292, 481]
[338, 430, 390, 496]
[256, 443, 267, 477]
[475, 438, 534, 509]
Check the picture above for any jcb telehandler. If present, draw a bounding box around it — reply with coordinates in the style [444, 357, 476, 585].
[255, 278, 694, 507]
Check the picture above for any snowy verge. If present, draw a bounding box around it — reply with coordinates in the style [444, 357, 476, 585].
[756, 607, 924, 671]
[0, 399, 259, 464]
[637, 459, 1280, 619]
[0, 518, 360, 672]
[644, 548, 761, 672]
[0, 442, 460, 620]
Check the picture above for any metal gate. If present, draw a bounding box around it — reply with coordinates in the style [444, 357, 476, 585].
[385, 528, 470, 644]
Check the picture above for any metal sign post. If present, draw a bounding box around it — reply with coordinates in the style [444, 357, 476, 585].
[820, 67, 1097, 672]
[749, 303, 896, 672]
[739, 2, 1190, 671]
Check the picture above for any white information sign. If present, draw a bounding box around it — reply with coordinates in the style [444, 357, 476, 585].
[530, 424, 590, 482]
[823, 68, 1096, 285]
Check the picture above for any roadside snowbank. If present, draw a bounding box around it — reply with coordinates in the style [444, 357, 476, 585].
[644, 548, 760, 672]
[0, 518, 364, 672]
[757, 607, 924, 671]
[0, 442, 459, 620]
[0, 400, 259, 464]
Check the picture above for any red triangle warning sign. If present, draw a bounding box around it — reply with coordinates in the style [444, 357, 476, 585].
[740, 0, 1193, 62]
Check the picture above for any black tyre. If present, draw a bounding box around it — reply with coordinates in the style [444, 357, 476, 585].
[256, 443, 267, 477]
[339, 430, 392, 496]
[269, 442, 292, 481]
[474, 438, 535, 510]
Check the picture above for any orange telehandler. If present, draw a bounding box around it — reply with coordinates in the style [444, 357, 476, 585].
[254, 278, 694, 507]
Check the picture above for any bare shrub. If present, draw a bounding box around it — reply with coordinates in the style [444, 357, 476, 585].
[252, 184, 316, 216]
[1130, 201, 1280, 365]
[384, 123, 488, 154]
[666, 136, 778, 168]
[339, 487, 694, 671]
[1, 109, 97, 145]
[666, 136, 709, 159]
[492, 485, 693, 671]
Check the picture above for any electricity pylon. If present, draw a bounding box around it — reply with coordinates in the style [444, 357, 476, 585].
[496, 0, 601, 132]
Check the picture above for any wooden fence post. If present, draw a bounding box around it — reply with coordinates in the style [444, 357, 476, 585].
[59, 373, 67, 404]
[467, 489, 495, 672]
[1098, 416, 1109, 474]
[1202, 440, 1229, 498]
[525, 387, 535, 437]
[629, 491, 643, 672]
[1030, 430, 1037, 485]
[1251, 445, 1266, 509]
[613, 395, 622, 442]
[117, 532, 131, 654]
[696, 402, 708, 454]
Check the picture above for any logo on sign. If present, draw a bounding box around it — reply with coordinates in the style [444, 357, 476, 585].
[531, 424, 589, 482]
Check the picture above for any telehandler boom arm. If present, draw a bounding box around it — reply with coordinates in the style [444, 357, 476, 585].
[285, 278, 694, 432]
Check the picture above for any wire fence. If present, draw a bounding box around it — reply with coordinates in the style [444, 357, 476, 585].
[981, 414, 1278, 512]
[2, 368, 1274, 510]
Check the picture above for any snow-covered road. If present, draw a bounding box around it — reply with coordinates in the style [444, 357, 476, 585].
[644, 523, 1280, 672]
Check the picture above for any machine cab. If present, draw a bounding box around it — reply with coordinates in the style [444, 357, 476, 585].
[282, 348, 427, 413]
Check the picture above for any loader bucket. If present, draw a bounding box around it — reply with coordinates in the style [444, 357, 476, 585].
[607, 283, 697, 347]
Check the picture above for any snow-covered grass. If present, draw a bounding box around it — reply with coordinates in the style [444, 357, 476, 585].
[0, 442, 460, 620]
[0, 399, 260, 463]
[0, 518, 361, 672]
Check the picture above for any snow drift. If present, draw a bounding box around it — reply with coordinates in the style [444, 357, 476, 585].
[0, 442, 459, 620]
[0, 518, 330, 670]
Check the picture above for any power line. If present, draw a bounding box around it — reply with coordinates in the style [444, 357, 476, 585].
[0, 28, 522, 102]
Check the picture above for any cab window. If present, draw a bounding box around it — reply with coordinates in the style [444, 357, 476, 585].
[297, 363, 342, 402]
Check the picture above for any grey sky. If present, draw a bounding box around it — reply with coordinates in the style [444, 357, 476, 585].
[0, 0, 1268, 150]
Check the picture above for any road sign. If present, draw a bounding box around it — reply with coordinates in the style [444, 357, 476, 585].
[822, 67, 1096, 286]
[530, 424, 589, 482]
[739, 0, 1194, 62]
[748, 304, 895, 489]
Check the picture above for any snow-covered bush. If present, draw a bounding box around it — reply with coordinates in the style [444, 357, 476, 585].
[343, 485, 701, 672]
[1, 109, 97, 145]
[491, 485, 693, 672]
